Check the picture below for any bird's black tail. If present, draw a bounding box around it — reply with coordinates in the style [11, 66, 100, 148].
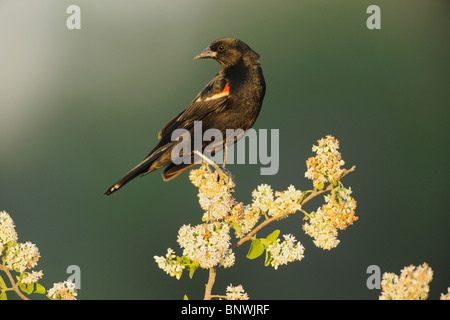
[103, 166, 145, 195]
[103, 144, 171, 196]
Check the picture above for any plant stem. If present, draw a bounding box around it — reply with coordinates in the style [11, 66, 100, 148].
[203, 267, 217, 300]
[0, 265, 29, 300]
[210, 294, 228, 299]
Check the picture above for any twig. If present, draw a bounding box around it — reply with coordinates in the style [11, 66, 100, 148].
[0, 264, 29, 300]
[203, 267, 217, 300]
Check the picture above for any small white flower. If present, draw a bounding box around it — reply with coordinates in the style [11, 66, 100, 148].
[226, 284, 249, 300]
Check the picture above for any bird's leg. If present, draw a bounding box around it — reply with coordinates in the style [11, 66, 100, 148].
[219, 143, 232, 181]
[194, 150, 218, 171]
[223, 143, 227, 168]
[193, 150, 232, 182]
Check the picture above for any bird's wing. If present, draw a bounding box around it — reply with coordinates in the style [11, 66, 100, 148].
[156, 74, 230, 144]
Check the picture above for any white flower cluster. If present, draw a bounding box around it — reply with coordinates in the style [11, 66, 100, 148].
[190, 165, 237, 221]
[251, 184, 273, 214]
[20, 270, 44, 286]
[231, 205, 261, 237]
[1, 210, 79, 300]
[302, 208, 340, 250]
[154, 248, 185, 280]
[272, 186, 303, 216]
[379, 263, 433, 300]
[0, 210, 18, 253]
[47, 280, 77, 300]
[251, 184, 302, 218]
[4, 241, 40, 273]
[155, 165, 242, 278]
[267, 234, 305, 270]
[1, 211, 42, 277]
[303, 187, 357, 250]
[177, 223, 234, 269]
[305, 135, 345, 189]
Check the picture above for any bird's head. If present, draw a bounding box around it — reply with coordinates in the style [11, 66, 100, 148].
[194, 37, 260, 68]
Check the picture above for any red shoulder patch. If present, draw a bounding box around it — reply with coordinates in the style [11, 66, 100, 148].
[222, 82, 230, 94]
[201, 82, 230, 102]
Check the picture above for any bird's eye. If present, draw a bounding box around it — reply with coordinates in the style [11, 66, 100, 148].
[218, 45, 226, 52]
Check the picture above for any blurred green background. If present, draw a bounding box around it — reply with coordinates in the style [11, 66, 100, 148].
[1, 0, 449, 300]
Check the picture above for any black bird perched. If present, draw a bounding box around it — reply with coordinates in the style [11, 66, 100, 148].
[104, 37, 266, 195]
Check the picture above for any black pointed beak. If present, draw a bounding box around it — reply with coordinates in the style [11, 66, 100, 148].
[194, 47, 217, 60]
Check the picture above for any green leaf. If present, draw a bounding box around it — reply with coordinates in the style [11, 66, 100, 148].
[260, 230, 280, 247]
[34, 283, 46, 294]
[246, 239, 265, 259]
[0, 291, 7, 300]
[230, 222, 242, 237]
[264, 250, 272, 266]
[0, 275, 7, 290]
[26, 284, 35, 295]
[188, 262, 199, 279]
[265, 230, 280, 244]
[179, 256, 199, 279]
[18, 282, 45, 295]
[259, 238, 271, 247]
[19, 283, 33, 294]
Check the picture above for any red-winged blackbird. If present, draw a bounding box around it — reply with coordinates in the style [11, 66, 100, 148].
[104, 37, 265, 195]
